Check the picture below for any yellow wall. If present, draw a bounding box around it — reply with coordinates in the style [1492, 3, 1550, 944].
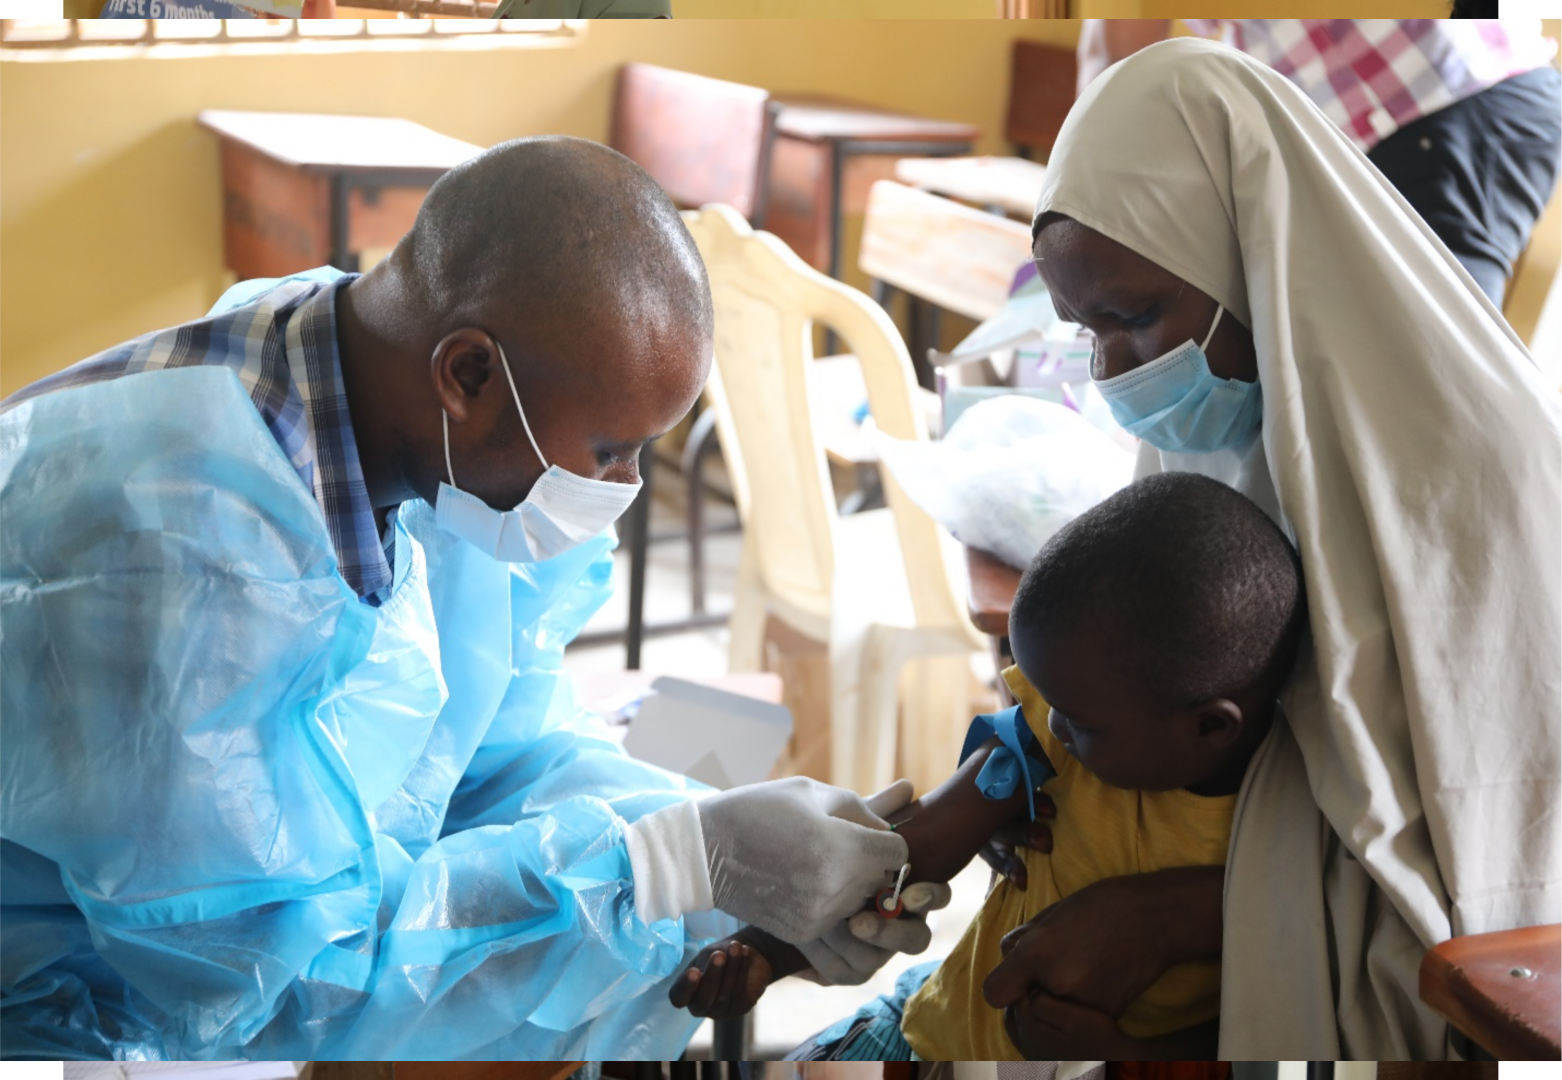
[0, 19, 1078, 395]
[67, 0, 1005, 13]
[49, 1, 1512, 21]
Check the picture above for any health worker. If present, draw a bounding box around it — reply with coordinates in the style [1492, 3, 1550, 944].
[0, 136, 943, 1061]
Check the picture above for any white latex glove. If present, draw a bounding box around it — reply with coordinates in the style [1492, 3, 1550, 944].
[699, 776, 910, 943]
[796, 880, 953, 985]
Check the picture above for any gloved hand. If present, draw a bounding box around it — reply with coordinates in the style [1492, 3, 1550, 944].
[796, 880, 953, 985]
[698, 776, 910, 943]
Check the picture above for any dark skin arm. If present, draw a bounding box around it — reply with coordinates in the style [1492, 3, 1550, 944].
[1004, 989, 1219, 1059]
[669, 736, 1034, 1017]
[984, 865, 1226, 1017]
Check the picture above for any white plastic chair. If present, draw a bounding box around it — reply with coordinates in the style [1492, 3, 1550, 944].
[684, 203, 987, 796]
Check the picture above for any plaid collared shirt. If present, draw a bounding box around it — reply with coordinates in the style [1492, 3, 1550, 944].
[2, 272, 395, 604]
[1185, 19, 1558, 152]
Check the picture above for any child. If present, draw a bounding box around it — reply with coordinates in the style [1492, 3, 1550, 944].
[668, 472, 1307, 1060]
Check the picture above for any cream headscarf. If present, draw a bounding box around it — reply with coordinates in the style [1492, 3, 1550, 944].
[1035, 38, 1561, 1058]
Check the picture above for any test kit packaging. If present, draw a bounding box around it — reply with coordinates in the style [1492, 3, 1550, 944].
[619, 676, 793, 790]
[98, 0, 302, 15]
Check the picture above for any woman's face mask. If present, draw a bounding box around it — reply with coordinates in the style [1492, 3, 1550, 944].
[1032, 214, 1263, 454]
[434, 339, 642, 563]
[1092, 304, 1264, 453]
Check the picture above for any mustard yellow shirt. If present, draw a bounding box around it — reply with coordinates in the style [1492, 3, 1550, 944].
[900, 666, 1236, 1061]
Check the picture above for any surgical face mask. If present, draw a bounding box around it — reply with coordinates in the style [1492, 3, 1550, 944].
[1092, 305, 1263, 453]
[434, 340, 642, 563]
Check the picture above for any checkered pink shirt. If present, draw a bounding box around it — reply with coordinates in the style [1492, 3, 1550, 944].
[1185, 19, 1558, 151]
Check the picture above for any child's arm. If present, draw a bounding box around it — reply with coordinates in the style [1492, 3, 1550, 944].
[667, 734, 1030, 1018]
[882, 735, 1035, 888]
[1002, 992, 1219, 1059]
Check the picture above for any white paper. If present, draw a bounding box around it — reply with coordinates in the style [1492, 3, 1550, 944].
[620, 677, 792, 790]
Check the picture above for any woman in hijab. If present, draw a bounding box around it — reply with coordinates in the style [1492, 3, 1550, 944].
[987, 37, 1559, 1059]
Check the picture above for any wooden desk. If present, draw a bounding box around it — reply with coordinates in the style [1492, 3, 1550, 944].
[765, 95, 980, 282]
[197, 110, 483, 278]
[1419, 922, 1561, 1060]
[966, 545, 1022, 706]
[893, 154, 1048, 221]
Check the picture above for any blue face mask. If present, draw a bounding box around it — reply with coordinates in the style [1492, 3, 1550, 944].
[1092, 305, 1263, 453]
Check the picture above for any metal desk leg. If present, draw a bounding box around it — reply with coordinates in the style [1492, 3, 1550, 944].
[329, 175, 360, 275]
[681, 406, 723, 616]
[823, 139, 847, 356]
[624, 441, 655, 670]
[712, 1013, 751, 1061]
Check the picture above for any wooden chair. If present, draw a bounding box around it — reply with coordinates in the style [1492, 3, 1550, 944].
[597, 64, 781, 665]
[611, 63, 779, 226]
[888, 38, 1074, 222]
[1007, 39, 1079, 159]
[1502, 179, 1561, 349]
[685, 203, 987, 797]
[1419, 922, 1561, 1059]
[859, 178, 1035, 379]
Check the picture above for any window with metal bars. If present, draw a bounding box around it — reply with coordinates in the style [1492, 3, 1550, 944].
[0, 13, 586, 55]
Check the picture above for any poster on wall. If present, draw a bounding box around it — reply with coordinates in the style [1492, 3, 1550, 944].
[97, 0, 306, 15]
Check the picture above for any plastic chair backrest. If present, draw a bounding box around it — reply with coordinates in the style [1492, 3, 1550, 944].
[685, 204, 974, 637]
[611, 64, 779, 226]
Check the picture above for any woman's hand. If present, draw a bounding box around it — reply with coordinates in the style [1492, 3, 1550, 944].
[983, 866, 1224, 1017]
[977, 793, 1055, 889]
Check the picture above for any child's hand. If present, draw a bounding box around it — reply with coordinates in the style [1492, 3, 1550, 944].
[978, 793, 1056, 890]
[667, 937, 773, 1019]
[1002, 990, 1132, 1059]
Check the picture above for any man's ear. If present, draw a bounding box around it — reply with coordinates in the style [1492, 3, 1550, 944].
[430, 328, 501, 424]
[1191, 698, 1244, 751]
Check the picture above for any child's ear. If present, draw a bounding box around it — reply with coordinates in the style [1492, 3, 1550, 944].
[1192, 698, 1244, 750]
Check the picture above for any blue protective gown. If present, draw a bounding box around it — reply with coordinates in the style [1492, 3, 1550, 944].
[1, 293, 729, 1058]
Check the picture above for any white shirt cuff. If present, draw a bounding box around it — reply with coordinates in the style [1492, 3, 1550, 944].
[624, 797, 714, 925]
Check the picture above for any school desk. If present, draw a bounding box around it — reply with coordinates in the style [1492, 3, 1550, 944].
[197, 110, 482, 280]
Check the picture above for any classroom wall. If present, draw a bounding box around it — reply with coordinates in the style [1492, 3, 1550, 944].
[0, 19, 1077, 396]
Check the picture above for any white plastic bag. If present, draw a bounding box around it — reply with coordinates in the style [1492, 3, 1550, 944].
[871, 394, 1134, 570]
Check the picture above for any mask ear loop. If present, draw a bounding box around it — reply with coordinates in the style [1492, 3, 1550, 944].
[492, 339, 550, 471]
[443, 410, 457, 488]
[1201, 305, 1224, 352]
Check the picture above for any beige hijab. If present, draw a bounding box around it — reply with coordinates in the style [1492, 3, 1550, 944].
[1035, 37, 1561, 1058]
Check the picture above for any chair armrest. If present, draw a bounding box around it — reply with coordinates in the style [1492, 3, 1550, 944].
[1419, 923, 1560, 1059]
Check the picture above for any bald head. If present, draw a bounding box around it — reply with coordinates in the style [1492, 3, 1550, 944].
[337, 135, 714, 519]
[404, 135, 713, 349]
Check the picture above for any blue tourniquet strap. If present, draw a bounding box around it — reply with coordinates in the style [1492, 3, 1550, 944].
[959, 705, 1055, 821]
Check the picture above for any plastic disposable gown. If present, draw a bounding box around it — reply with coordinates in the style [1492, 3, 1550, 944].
[1, 361, 727, 1059]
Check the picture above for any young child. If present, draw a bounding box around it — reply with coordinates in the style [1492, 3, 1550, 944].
[668, 472, 1307, 1060]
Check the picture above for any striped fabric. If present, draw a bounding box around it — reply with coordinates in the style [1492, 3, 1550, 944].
[1184, 20, 1557, 151]
[1, 274, 394, 604]
[996, 1064, 1059, 1080]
